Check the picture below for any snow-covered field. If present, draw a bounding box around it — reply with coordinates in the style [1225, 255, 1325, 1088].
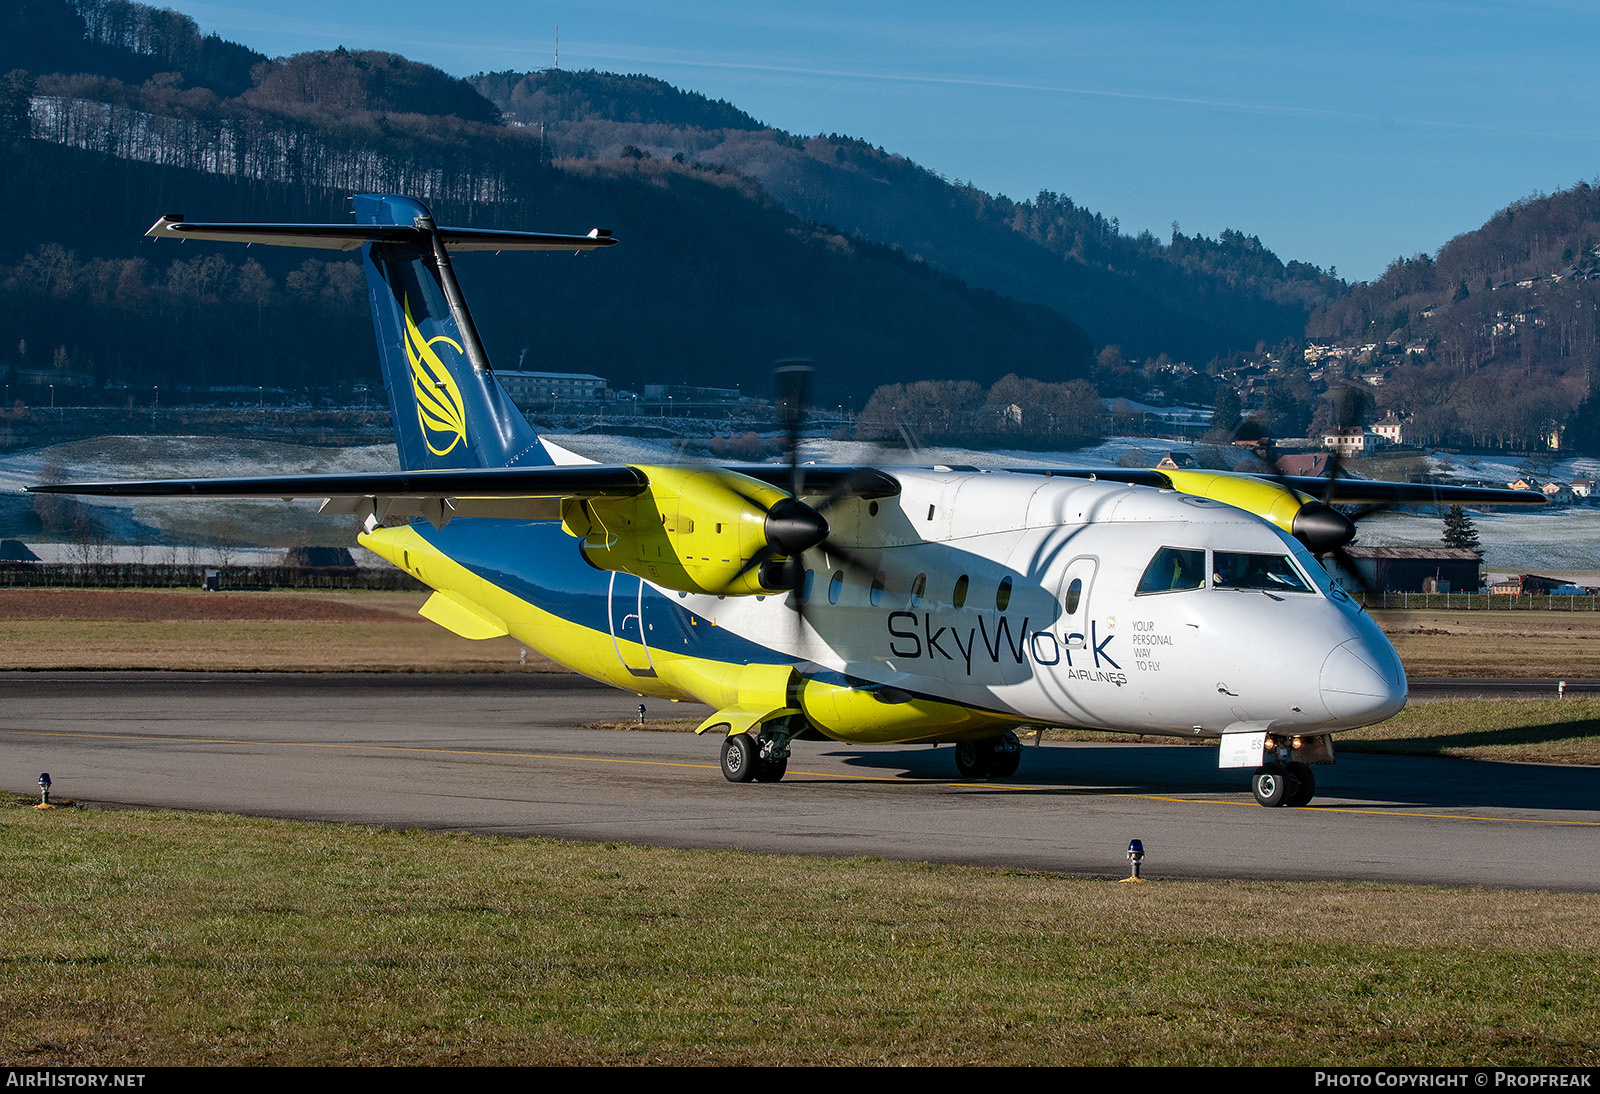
[0, 436, 399, 551]
[2, 431, 1591, 576]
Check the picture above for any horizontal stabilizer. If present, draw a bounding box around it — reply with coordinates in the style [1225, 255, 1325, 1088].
[146, 215, 618, 252]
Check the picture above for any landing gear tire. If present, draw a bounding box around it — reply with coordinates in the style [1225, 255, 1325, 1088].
[753, 755, 789, 783]
[1251, 764, 1289, 807]
[954, 739, 991, 777]
[987, 732, 1022, 778]
[1284, 761, 1315, 807]
[721, 733, 758, 783]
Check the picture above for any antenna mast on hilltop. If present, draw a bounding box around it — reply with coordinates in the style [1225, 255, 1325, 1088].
[555, 25, 559, 70]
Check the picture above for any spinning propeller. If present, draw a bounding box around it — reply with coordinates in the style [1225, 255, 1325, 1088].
[1230, 407, 1513, 596]
[708, 362, 883, 628]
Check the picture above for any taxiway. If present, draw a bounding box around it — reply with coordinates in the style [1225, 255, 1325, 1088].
[2, 672, 1596, 890]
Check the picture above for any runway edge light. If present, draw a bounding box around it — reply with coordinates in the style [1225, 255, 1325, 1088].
[1120, 838, 1145, 883]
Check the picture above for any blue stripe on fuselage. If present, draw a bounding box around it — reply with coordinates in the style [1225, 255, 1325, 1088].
[408, 518, 792, 666]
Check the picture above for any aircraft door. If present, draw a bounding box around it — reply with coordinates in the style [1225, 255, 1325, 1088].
[1039, 554, 1107, 718]
[608, 572, 657, 678]
[1051, 554, 1102, 671]
[1056, 555, 1097, 638]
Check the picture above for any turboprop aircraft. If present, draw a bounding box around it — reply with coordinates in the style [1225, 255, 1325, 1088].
[31, 194, 1544, 807]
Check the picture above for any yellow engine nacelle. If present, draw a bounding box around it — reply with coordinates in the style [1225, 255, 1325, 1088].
[1160, 469, 1354, 553]
[563, 465, 816, 596]
[1161, 469, 1310, 533]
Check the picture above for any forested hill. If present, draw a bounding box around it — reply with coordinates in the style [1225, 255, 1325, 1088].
[472, 69, 1345, 365]
[1310, 182, 1600, 353]
[0, 0, 264, 97]
[0, 0, 1091, 405]
[1306, 183, 1600, 451]
[478, 69, 763, 131]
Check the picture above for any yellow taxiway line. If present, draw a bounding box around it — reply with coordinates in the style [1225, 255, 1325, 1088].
[5, 727, 1598, 827]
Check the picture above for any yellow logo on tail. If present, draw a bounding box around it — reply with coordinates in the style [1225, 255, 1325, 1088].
[403, 296, 469, 456]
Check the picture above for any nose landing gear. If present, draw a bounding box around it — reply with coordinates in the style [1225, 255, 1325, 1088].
[1251, 760, 1316, 807]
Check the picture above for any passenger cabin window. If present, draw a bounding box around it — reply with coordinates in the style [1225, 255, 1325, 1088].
[1136, 547, 1206, 595]
[910, 573, 926, 606]
[828, 570, 844, 605]
[953, 574, 969, 608]
[1212, 552, 1313, 593]
[870, 572, 886, 607]
[995, 576, 1013, 611]
[1064, 578, 1082, 614]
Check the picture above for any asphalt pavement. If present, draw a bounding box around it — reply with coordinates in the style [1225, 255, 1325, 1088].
[2, 672, 1596, 890]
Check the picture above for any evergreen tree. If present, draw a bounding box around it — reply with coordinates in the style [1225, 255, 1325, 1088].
[1565, 389, 1600, 456]
[1213, 384, 1242, 434]
[1441, 505, 1483, 556]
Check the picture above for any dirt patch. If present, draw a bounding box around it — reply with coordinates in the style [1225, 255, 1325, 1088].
[581, 720, 701, 733]
[0, 588, 423, 623]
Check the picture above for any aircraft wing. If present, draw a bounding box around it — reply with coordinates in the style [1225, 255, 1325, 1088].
[27, 465, 650, 525]
[1272, 476, 1546, 507]
[1001, 466, 1545, 507]
[27, 465, 651, 499]
[27, 464, 902, 527]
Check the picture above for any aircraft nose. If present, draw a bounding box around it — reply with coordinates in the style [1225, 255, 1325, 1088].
[1320, 637, 1407, 724]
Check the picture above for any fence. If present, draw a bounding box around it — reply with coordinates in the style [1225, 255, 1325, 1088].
[1354, 591, 1598, 611]
[0, 563, 424, 590]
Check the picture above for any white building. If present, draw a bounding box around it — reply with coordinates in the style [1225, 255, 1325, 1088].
[1322, 426, 1380, 457]
[1372, 412, 1406, 445]
[495, 370, 608, 409]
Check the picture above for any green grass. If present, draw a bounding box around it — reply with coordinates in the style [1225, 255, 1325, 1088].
[1341, 697, 1600, 765]
[3, 796, 1598, 1066]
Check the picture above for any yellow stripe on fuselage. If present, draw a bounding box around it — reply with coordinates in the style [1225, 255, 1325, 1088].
[361, 523, 685, 698]
[360, 523, 1026, 744]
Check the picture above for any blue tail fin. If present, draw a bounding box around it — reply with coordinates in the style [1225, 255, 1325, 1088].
[355, 194, 552, 470]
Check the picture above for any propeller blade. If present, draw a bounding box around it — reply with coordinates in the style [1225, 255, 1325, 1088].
[775, 359, 813, 498]
[1328, 544, 1379, 596]
[820, 539, 879, 584]
[811, 467, 895, 515]
[729, 542, 779, 585]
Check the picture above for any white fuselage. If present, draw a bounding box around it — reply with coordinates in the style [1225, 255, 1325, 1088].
[674, 471, 1406, 740]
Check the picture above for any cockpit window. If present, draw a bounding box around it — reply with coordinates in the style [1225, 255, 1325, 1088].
[1136, 547, 1206, 595]
[1212, 552, 1313, 593]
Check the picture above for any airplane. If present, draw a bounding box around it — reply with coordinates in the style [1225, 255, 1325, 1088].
[30, 194, 1545, 808]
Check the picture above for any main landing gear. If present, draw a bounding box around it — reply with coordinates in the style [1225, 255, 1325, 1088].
[720, 725, 794, 783]
[953, 731, 1023, 779]
[1251, 761, 1315, 807]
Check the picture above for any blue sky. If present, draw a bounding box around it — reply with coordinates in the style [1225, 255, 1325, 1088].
[168, 1, 1600, 282]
